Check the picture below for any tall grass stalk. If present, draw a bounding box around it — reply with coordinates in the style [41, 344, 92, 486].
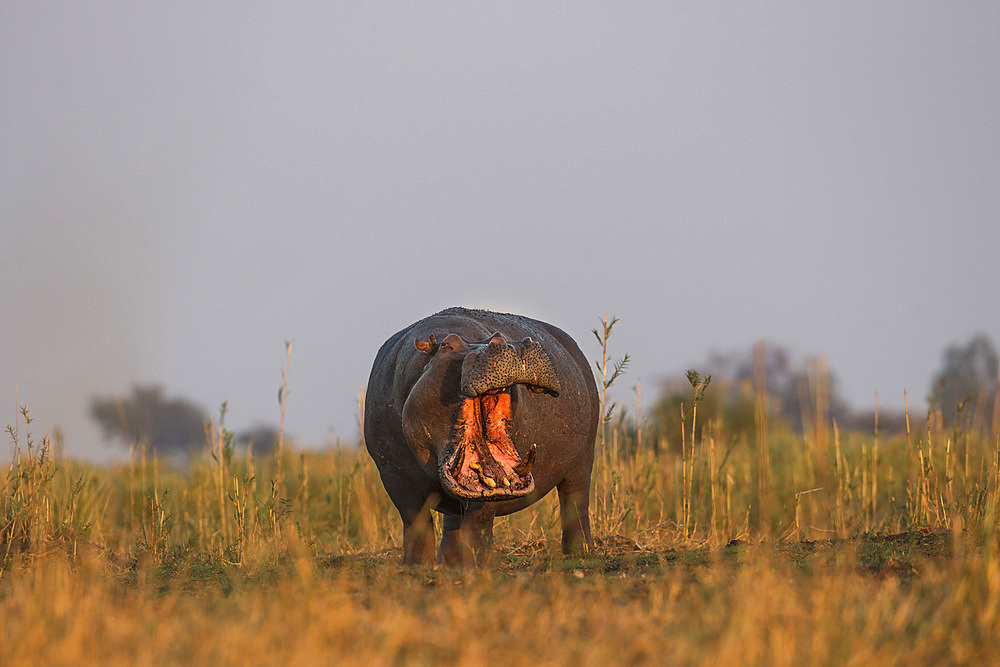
[753, 341, 771, 535]
[276, 341, 292, 493]
[872, 393, 879, 530]
[592, 315, 629, 455]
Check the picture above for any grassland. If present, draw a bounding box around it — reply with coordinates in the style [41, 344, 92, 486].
[3, 396, 1000, 665]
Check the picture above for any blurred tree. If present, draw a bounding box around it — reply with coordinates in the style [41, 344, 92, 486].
[90, 384, 208, 455]
[233, 423, 281, 457]
[929, 333, 998, 431]
[701, 345, 851, 429]
[651, 342, 853, 450]
[838, 408, 909, 436]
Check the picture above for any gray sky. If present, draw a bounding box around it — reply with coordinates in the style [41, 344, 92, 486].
[2, 3, 998, 461]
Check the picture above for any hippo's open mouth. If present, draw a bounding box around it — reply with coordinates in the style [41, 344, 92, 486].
[439, 390, 536, 500]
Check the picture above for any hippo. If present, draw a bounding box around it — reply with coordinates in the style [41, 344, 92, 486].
[364, 307, 599, 565]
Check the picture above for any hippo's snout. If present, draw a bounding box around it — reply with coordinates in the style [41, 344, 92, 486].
[459, 333, 561, 398]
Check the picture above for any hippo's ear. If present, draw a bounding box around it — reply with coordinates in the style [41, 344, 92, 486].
[414, 334, 438, 355]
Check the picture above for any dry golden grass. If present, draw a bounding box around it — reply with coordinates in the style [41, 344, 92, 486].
[3, 399, 1000, 665]
[3, 538, 999, 666]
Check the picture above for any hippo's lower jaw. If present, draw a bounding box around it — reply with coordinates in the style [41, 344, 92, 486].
[438, 390, 536, 500]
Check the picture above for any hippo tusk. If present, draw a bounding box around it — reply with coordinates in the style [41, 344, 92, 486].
[513, 443, 536, 477]
[450, 443, 466, 475]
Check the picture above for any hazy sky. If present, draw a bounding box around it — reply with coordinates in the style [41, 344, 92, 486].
[2, 3, 998, 461]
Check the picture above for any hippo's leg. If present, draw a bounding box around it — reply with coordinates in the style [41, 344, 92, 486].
[377, 469, 438, 565]
[401, 501, 437, 565]
[556, 458, 596, 555]
[438, 506, 495, 566]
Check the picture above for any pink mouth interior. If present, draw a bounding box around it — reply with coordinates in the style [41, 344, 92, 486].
[443, 391, 533, 498]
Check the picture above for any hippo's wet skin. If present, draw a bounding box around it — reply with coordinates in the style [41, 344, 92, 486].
[364, 307, 599, 565]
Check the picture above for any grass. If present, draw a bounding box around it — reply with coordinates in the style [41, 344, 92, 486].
[3, 381, 1000, 664]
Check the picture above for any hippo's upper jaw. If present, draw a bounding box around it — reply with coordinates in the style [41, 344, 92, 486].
[459, 335, 561, 399]
[438, 390, 536, 500]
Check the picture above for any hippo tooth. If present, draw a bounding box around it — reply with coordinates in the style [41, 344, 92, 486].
[451, 443, 466, 475]
[469, 461, 481, 471]
[502, 477, 510, 487]
[513, 443, 536, 476]
[482, 475, 497, 488]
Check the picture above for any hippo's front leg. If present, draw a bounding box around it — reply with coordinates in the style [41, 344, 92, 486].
[379, 466, 438, 565]
[401, 502, 437, 565]
[438, 509, 495, 566]
[556, 455, 596, 555]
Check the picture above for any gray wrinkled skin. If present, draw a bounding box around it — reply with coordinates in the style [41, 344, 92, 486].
[364, 307, 599, 566]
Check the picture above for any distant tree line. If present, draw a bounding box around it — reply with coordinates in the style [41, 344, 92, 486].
[648, 333, 998, 451]
[928, 333, 998, 434]
[90, 384, 282, 458]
